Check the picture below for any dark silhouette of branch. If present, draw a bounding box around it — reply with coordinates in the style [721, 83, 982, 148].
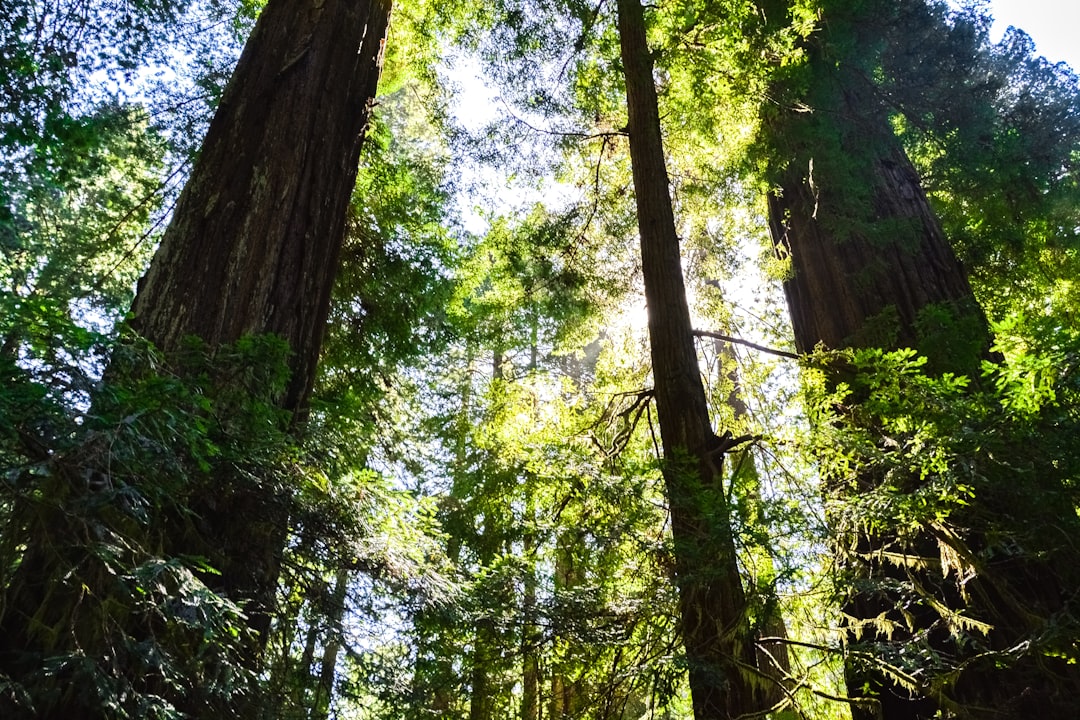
[692, 329, 799, 360]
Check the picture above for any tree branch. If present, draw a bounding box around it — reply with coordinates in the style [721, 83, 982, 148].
[692, 329, 799, 359]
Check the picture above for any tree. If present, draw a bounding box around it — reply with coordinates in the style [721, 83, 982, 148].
[874, 2, 1080, 327]
[759, 0, 1080, 715]
[131, 0, 392, 676]
[616, 0, 773, 716]
[0, 0, 393, 716]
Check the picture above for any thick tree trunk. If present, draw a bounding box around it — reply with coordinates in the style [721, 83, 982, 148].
[768, 99, 987, 372]
[616, 1, 765, 717]
[766, 60, 978, 720]
[761, 8, 983, 717]
[763, 8, 1080, 716]
[131, 0, 390, 414]
[128, 0, 391, 649]
[0, 2, 391, 718]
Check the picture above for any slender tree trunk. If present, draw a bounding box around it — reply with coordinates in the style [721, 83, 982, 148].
[128, 0, 391, 651]
[470, 592, 497, 720]
[616, 0, 765, 717]
[521, 503, 540, 720]
[521, 323, 541, 720]
[550, 528, 584, 719]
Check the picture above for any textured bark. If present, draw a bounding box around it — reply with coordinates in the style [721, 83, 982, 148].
[617, 1, 765, 717]
[0, 3, 392, 716]
[769, 142, 983, 363]
[131, 0, 391, 415]
[764, 9, 1080, 717]
[767, 70, 976, 720]
[128, 0, 391, 648]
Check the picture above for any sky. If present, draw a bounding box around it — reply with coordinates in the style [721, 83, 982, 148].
[987, 0, 1080, 69]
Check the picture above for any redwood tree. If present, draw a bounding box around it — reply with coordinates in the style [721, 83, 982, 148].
[617, 0, 772, 716]
[761, 1, 1080, 716]
[129, 0, 392, 650]
[0, 0, 392, 716]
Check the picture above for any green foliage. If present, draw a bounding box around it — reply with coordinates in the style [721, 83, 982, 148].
[0, 0, 192, 151]
[321, 106, 459, 417]
[1, 104, 167, 354]
[878, 1, 1080, 325]
[0, 332, 297, 718]
[453, 205, 621, 363]
[802, 334, 1080, 706]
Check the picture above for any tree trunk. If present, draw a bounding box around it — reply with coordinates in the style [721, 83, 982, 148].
[550, 528, 584, 719]
[0, 2, 391, 718]
[469, 617, 497, 720]
[128, 0, 391, 647]
[311, 569, 349, 720]
[521, 466, 540, 720]
[131, 0, 391, 414]
[766, 49, 979, 720]
[616, 0, 765, 717]
[763, 5, 1080, 716]
[767, 113, 987, 372]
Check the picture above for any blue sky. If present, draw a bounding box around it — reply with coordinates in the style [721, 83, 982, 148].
[988, 0, 1080, 69]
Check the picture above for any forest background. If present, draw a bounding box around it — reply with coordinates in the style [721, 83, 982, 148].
[1, 0, 1080, 719]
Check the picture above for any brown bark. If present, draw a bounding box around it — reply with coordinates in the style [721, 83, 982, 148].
[128, 0, 391, 648]
[766, 69, 975, 720]
[764, 11, 1080, 717]
[131, 0, 390, 415]
[769, 142, 984, 366]
[0, 2, 392, 716]
[616, 0, 766, 717]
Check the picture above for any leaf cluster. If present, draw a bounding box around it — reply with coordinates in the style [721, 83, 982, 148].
[802, 332, 1080, 706]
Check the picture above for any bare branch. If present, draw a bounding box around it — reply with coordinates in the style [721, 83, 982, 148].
[692, 329, 799, 360]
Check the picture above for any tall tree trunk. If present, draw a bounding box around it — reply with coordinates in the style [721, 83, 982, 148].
[766, 56, 979, 720]
[469, 615, 496, 720]
[521, 499, 540, 720]
[616, 0, 765, 717]
[132, 0, 391, 413]
[129, 0, 391, 647]
[521, 322, 540, 720]
[762, 4, 1080, 716]
[767, 113, 987, 370]
[0, 2, 391, 719]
